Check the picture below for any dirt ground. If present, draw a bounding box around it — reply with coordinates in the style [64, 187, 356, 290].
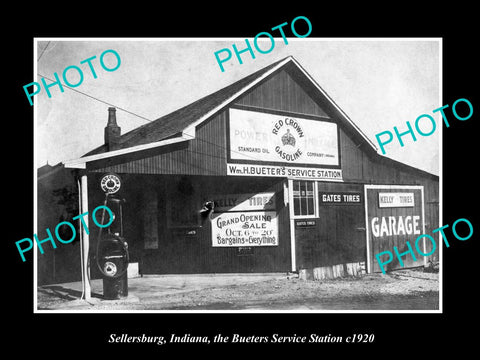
[37, 268, 439, 311]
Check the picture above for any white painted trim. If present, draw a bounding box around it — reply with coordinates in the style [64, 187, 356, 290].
[184, 55, 378, 154]
[292, 214, 317, 219]
[288, 179, 296, 272]
[290, 179, 318, 219]
[64, 55, 378, 169]
[289, 57, 378, 151]
[63, 134, 191, 168]
[420, 186, 426, 266]
[314, 181, 320, 218]
[183, 57, 293, 136]
[364, 185, 424, 190]
[364, 185, 371, 273]
[80, 175, 91, 301]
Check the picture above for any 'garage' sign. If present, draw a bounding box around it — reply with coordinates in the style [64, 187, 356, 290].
[365, 186, 425, 273]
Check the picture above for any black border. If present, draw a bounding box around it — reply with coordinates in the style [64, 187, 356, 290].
[7, 6, 480, 355]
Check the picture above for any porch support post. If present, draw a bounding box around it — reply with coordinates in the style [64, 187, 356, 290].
[80, 174, 91, 301]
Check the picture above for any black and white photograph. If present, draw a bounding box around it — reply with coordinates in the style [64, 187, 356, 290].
[33, 38, 441, 312]
[6, 9, 478, 354]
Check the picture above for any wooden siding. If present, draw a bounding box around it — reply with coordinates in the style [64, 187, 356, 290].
[295, 183, 366, 269]
[339, 129, 364, 181]
[84, 66, 439, 274]
[88, 111, 229, 176]
[339, 127, 439, 265]
[234, 69, 329, 118]
[145, 176, 291, 274]
[86, 173, 291, 275]
[339, 128, 438, 200]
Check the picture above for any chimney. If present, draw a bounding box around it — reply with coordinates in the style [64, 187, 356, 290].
[104, 107, 121, 151]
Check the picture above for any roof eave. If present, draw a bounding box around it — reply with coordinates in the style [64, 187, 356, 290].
[63, 133, 192, 169]
[183, 56, 294, 135]
[288, 57, 379, 152]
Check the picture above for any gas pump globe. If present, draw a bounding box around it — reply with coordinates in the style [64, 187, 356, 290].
[96, 173, 129, 300]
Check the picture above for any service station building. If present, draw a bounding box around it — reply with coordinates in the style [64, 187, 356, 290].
[37, 56, 439, 289]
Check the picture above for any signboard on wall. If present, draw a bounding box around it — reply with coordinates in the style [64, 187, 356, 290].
[295, 220, 316, 227]
[319, 192, 363, 205]
[229, 108, 339, 166]
[365, 186, 425, 273]
[211, 211, 278, 247]
[378, 192, 415, 208]
[206, 192, 276, 212]
[226, 163, 343, 181]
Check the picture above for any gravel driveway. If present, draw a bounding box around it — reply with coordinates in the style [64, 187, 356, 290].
[37, 268, 439, 311]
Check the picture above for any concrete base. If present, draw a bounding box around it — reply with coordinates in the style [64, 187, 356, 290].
[37, 273, 291, 310]
[299, 262, 366, 281]
[127, 262, 139, 278]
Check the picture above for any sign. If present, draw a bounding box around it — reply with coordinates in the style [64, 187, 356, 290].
[211, 211, 278, 247]
[207, 192, 276, 212]
[229, 108, 339, 166]
[378, 192, 414, 208]
[100, 173, 121, 194]
[237, 247, 254, 256]
[365, 186, 425, 272]
[295, 220, 316, 227]
[227, 163, 343, 181]
[370, 215, 421, 237]
[103, 261, 117, 277]
[319, 192, 362, 205]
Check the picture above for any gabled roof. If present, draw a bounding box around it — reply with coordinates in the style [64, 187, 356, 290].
[65, 56, 378, 168]
[83, 57, 290, 157]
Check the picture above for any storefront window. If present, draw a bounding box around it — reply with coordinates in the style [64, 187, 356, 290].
[293, 180, 315, 216]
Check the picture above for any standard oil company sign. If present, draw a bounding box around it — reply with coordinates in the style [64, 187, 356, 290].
[229, 108, 339, 166]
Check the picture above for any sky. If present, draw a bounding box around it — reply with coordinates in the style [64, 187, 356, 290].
[34, 38, 440, 175]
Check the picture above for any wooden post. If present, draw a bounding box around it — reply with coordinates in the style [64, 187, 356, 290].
[287, 179, 296, 272]
[80, 174, 91, 301]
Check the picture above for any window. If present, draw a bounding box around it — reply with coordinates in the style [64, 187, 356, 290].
[293, 180, 315, 216]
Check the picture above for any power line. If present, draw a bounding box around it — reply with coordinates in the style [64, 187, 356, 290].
[37, 42, 51, 62]
[37, 74, 273, 163]
[37, 75, 314, 166]
[37, 74, 153, 123]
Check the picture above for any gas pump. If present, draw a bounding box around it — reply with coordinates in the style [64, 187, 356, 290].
[96, 173, 129, 300]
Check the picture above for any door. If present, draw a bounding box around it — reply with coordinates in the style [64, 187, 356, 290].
[294, 182, 366, 269]
[365, 185, 425, 273]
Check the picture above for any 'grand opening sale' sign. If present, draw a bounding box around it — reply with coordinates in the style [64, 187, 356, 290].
[211, 211, 278, 247]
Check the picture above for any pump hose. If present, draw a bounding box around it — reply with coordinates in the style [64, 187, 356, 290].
[95, 194, 129, 279]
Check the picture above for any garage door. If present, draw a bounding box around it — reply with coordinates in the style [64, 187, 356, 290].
[365, 185, 426, 273]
